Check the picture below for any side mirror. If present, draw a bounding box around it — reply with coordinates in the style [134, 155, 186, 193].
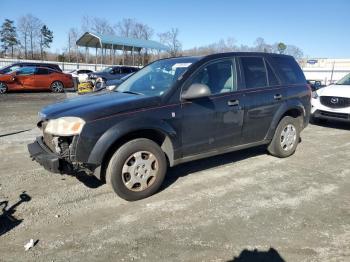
[181, 83, 211, 100]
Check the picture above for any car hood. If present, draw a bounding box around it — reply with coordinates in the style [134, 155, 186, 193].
[317, 84, 350, 98]
[40, 91, 161, 122]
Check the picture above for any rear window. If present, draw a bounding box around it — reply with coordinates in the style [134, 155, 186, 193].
[36, 68, 49, 75]
[271, 57, 305, 84]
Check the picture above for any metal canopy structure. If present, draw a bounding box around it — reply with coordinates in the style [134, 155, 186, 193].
[76, 32, 169, 66]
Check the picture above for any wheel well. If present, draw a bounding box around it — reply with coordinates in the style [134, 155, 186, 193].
[51, 80, 64, 87]
[99, 129, 173, 182]
[279, 108, 303, 128]
[281, 108, 302, 119]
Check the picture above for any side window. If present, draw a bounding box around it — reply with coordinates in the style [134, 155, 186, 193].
[187, 59, 237, 95]
[271, 57, 305, 84]
[35, 68, 49, 75]
[113, 67, 121, 74]
[17, 67, 35, 76]
[265, 61, 280, 86]
[241, 57, 267, 89]
[121, 68, 130, 74]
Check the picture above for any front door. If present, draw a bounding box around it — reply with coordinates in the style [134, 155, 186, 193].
[14, 67, 36, 89]
[181, 58, 244, 157]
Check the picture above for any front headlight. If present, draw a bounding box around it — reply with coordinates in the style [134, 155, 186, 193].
[45, 117, 85, 136]
[106, 85, 116, 91]
[312, 91, 319, 99]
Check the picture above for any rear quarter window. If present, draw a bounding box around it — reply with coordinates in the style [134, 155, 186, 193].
[271, 57, 306, 84]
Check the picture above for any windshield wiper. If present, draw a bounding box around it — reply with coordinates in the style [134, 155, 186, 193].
[122, 91, 143, 95]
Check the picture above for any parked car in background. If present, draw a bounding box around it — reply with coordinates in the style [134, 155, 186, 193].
[307, 79, 323, 91]
[0, 66, 74, 94]
[28, 52, 311, 201]
[311, 73, 350, 122]
[0, 62, 62, 74]
[94, 73, 134, 91]
[69, 69, 93, 83]
[88, 66, 139, 82]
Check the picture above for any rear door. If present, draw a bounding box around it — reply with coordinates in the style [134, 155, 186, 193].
[181, 58, 244, 156]
[34, 68, 51, 89]
[239, 56, 286, 144]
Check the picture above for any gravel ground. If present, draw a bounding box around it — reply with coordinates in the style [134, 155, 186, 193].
[0, 92, 349, 262]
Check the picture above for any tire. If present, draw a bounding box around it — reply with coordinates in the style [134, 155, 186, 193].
[267, 116, 301, 158]
[106, 138, 167, 201]
[51, 81, 64, 93]
[0, 82, 8, 94]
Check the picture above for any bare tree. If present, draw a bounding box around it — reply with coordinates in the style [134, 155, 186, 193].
[81, 16, 114, 35]
[67, 28, 79, 62]
[158, 28, 182, 57]
[17, 16, 30, 58]
[115, 18, 136, 37]
[18, 15, 42, 59]
[285, 45, 304, 62]
[254, 37, 269, 52]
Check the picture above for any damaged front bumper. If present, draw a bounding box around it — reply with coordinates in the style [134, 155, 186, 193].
[28, 137, 72, 173]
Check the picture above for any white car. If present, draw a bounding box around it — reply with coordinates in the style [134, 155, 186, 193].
[311, 73, 350, 122]
[69, 69, 93, 83]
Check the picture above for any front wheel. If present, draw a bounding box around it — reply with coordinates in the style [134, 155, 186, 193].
[51, 81, 64, 93]
[0, 82, 8, 94]
[268, 116, 301, 158]
[106, 138, 167, 201]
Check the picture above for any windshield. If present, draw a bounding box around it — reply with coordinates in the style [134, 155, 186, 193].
[116, 57, 199, 96]
[102, 67, 114, 73]
[1, 65, 20, 74]
[336, 73, 350, 85]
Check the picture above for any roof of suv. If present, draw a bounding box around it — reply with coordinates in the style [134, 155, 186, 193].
[181, 52, 294, 61]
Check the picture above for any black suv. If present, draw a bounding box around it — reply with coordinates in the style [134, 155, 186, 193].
[0, 62, 62, 74]
[28, 52, 311, 201]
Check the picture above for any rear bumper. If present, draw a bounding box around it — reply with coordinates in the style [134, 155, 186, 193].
[27, 137, 71, 173]
[312, 109, 350, 122]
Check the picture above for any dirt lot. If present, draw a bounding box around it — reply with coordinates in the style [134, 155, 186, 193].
[0, 93, 349, 262]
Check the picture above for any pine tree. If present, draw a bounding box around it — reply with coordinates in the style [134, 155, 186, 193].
[0, 19, 19, 58]
[40, 25, 53, 60]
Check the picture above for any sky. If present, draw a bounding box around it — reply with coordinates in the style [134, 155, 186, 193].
[0, 0, 349, 58]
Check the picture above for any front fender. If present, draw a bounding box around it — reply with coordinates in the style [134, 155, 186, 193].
[87, 117, 177, 166]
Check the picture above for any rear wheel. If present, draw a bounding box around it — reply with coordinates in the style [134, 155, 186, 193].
[0, 82, 8, 94]
[51, 81, 64, 93]
[106, 138, 167, 201]
[268, 116, 301, 158]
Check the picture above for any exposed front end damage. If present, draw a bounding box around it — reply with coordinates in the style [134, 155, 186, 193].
[28, 121, 93, 175]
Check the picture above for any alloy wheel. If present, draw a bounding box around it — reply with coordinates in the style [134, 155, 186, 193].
[0, 82, 7, 94]
[51, 81, 64, 93]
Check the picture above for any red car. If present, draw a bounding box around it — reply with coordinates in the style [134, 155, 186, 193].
[0, 66, 74, 94]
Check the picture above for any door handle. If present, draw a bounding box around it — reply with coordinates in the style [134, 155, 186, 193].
[228, 99, 239, 106]
[274, 94, 282, 100]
